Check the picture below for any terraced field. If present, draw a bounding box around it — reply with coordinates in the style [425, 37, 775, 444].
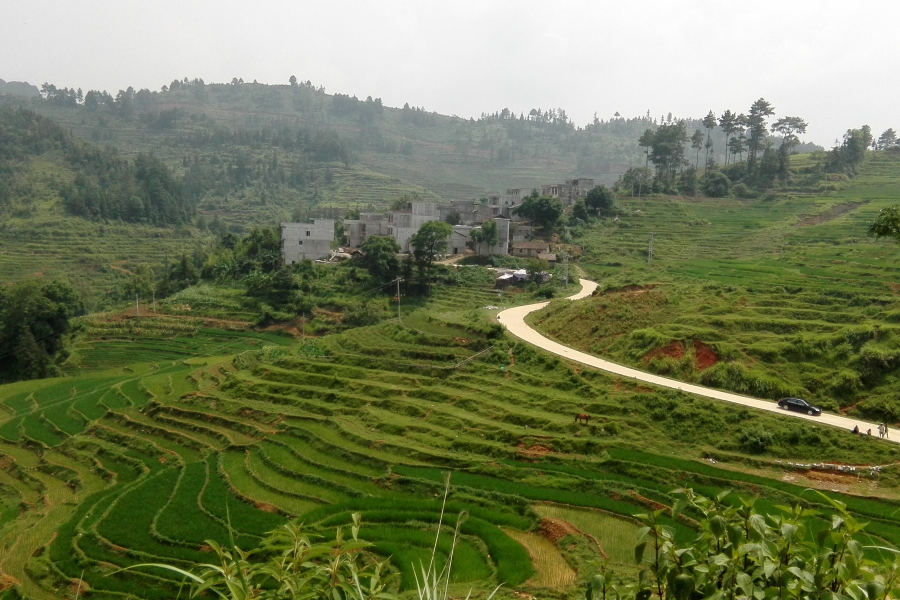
[4, 281, 900, 600]
[577, 152, 900, 294]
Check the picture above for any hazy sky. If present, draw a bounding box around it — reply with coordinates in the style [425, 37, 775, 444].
[3, 0, 897, 146]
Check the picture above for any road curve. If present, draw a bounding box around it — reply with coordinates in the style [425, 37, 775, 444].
[497, 280, 898, 442]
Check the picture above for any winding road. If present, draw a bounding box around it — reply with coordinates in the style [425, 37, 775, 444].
[497, 280, 898, 442]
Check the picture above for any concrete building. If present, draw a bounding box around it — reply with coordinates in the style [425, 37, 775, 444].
[472, 218, 510, 256]
[281, 219, 335, 264]
[511, 241, 550, 259]
[510, 223, 533, 243]
[541, 178, 595, 207]
[449, 225, 474, 255]
[344, 212, 388, 248]
[387, 201, 443, 252]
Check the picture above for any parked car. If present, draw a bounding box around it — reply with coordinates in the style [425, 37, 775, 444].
[777, 397, 822, 416]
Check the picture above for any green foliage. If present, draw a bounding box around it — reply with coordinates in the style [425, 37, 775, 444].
[0, 279, 83, 382]
[137, 514, 396, 600]
[361, 235, 402, 284]
[411, 221, 453, 269]
[869, 205, 900, 243]
[702, 170, 731, 197]
[0, 107, 192, 224]
[512, 192, 563, 232]
[603, 490, 900, 600]
[585, 185, 615, 217]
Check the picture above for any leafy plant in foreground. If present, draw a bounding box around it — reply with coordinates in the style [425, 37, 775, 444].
[588, 489, 900, 600]
[130, 512, 396, 600]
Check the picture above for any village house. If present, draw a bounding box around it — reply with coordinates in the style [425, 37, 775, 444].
[541, 178, 595, 207]
[281, 219, 335, 263]
[511, 241, 550, 258]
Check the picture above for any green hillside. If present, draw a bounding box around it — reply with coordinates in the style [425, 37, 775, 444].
[3, 77, 900, 600]
[531, 151, 900, 420]
[2, 282, 900, 600]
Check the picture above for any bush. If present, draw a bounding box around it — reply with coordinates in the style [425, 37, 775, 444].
[703, 171, 731, 197]
[739, 425, 774, 454]
[343, 301, 386, 327]
[730, 182, 757, 199]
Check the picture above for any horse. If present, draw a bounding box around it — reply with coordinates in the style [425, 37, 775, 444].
[575, 413, 590, 425]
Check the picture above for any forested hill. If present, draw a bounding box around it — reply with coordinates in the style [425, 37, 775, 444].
[0, 78, 760, 203]
[0, 107, 192, 225]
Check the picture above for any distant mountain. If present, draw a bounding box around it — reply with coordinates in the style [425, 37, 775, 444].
[0, 78, 40, 98]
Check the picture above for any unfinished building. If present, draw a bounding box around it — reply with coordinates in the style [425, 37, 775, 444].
[541, 178, 595, 207]
[281, 219, 335, 264]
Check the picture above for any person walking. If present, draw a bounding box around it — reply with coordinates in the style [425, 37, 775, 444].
[878, 423, 885, 439]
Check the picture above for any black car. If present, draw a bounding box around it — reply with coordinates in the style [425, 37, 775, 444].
[777, 397, 822, 416]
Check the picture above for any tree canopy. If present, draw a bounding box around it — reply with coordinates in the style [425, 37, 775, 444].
[585, 185, 615, 217]
[410, 220, 452, 267]
[512, 192, 563, 231]
[360, 235, 401, 284]
[0, 280, 83, 382]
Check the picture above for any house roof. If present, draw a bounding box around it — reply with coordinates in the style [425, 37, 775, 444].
[512, 241, 550, 250]
[538, 252, 557, 261]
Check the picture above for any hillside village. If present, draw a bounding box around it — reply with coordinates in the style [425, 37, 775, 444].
[281, 177, 595, 264]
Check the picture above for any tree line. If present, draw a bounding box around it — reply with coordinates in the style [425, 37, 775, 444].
[621, 98, 877, 198]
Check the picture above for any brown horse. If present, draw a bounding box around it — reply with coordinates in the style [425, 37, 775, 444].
[575, 413, 590, 425]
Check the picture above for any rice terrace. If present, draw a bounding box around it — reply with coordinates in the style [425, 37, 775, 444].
[3, 65, 900, 600]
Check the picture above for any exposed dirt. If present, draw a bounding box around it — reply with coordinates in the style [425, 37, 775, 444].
[799, 201, 867, 226]
[603, 284, 657, 295]
[0, 574, 21, 592]
[517, 442, 553, 457]
[643, 339, 718, 370]
[805, 469, 864, 485]
[630, 491, 667, 511]
[693, 340, 719, 370]
[644, 341, 684, 362]
[69, 579, 90, 596]
[255, 502, 280, 514]
[538, 518, 580, 543]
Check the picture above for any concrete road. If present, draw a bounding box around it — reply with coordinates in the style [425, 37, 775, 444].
[497, 280, 898, 442]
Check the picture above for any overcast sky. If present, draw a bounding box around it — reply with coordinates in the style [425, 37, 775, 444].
[3, 0, 897, 146]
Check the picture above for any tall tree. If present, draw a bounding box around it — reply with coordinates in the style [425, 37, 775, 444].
[360, 235, 401, 284]
[717, 110, 738, 166]
[410, 220, 452, 272]
[770, 116, 808, 176]
[512, 192, 564, 231]
[649, 121, 688, 192]
[746, 98, 775, 176]
[585, 185, 615, 217]
[690, 129, 704, 168]
[702, 111, 717, 167]
[637, 128, 654, 197]
[878, 128, 898, 149]
[0, 280, 83, 382]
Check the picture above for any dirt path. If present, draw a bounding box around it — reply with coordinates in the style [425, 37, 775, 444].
[497, 281, 898, 442]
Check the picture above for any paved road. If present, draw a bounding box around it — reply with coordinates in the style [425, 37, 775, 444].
[497, 280, 898, 442]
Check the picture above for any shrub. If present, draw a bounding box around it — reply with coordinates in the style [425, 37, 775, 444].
[703, 171, 731, 197]
[738, 425, 774, 454]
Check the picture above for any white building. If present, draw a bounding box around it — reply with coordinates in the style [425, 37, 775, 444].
[281, 219, 335, 264]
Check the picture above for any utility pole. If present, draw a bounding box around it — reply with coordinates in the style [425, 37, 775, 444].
[561, 253, 569, 288]
[301, 313, 306, 342]
[135, 294, 140, 317]
[152, 292, 156, 314]
[396, 278, 403, 325]
[647, 232, 655, 265]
